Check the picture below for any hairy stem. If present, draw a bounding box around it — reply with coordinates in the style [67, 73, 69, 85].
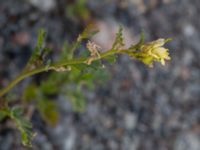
[0, 49, 130, 97]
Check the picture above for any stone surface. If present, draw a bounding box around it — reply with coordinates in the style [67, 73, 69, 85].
[0, 0, 200, 150]
[174, 132, 200, 150]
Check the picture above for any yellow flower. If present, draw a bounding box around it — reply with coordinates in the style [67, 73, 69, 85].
[137, 38, 171, 66]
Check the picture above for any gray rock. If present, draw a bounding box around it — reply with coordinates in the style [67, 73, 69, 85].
[124, 112, 137, 130]
[174, 132, 200, 150]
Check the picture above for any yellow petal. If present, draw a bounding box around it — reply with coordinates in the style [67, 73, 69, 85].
[161, 59, 165, 65]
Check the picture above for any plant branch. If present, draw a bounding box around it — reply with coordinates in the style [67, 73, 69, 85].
[0, 49, 129, 97]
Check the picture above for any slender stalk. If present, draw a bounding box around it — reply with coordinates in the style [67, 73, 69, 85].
[0, 49, 128, 97]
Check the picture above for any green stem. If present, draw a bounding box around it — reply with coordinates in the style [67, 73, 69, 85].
[0, 49, 126, 97]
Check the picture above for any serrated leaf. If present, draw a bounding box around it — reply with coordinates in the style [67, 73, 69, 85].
[25, 28, 49, 71]
[10, 107, 34, 147]
[36, 29, 46, 50]
[111, 26, 125, 50]
[129, 30, 144, 50]
[60, 41, 74, 61]
[78, 24, 99, 42]
[30, 29, 46, 62]
[19, 118, 33, 146]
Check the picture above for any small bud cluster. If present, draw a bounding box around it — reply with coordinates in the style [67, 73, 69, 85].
[85, 41, 101, 65]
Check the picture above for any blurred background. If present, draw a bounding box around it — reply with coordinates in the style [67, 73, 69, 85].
[0, 0, 200, 150]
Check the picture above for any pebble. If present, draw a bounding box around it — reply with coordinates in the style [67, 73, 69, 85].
[124, 112, 137, 130]
[174, 132, 200, 150]
[12, 31, 30, 46]
[0, 0, 200, 149]
[183, 24, 195, 37]
[93, 19, 135, 50]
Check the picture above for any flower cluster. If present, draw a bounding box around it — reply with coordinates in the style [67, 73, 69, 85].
[134, 38, 171, 66]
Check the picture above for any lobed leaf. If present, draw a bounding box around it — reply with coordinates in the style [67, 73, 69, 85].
[0, 106, 34, 147]
[111, 26, 125, 50]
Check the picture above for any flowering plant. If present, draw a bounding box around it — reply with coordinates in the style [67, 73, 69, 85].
[0, 26, 171, 146]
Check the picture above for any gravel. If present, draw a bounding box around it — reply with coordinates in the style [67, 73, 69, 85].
[0, 0, 200, 150]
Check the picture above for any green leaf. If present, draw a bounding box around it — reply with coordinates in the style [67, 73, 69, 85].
[68, 90, 85, 112]
[36, 29, 46, 50]
[0, 113, 6, 121]
[30, 28, 46, 62]
[71, 64, 88, 71]
[60, 41, 74, 61]
[111, 26, 125, 50]
[86, 59, 102, 70]
[12, 107, 23, 116]
[129, 30, 144, 50]
[0, 101, 9, 121]
[22, 84, 37, 101]
[19, 119, 33, 146]
[40, 80, 58, 95]
[10, 107, 34, 147]
[0, 109, 8, 121]
[65, 0, 89, 20]
[25, 28, 49, 70]
[61, 25, 98, 62]
[79, 48, 90, 57]
[37, 99, 58, 126]
[78, 73, 93, 81]
[138, 30, 144, 45]
[78, 24, 99, 42]
[104, 55, 117, 63]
